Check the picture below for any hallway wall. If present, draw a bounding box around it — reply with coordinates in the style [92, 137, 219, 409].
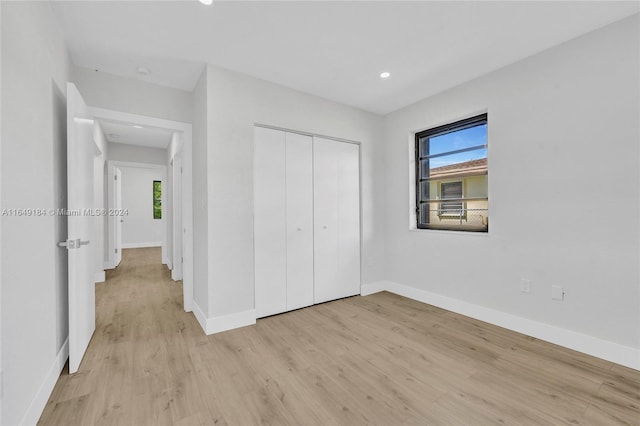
[0, 2, 72, 424]
[73, 66, 193, 124]
[108, 142, 167, 166]
[93, 122, 109, 277]
[120, 166, 166, 248]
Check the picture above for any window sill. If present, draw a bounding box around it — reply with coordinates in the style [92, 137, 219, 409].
[409, 227, 490, 236]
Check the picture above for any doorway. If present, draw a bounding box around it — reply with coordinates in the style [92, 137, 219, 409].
[64, 83, 193, 375]
[91, 107, 193, 312]
[107, 162, 168, 268]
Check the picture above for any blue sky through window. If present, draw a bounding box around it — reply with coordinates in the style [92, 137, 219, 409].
[427, 124, 487, 169]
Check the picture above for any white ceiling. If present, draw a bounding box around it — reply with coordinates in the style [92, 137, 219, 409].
[100, 120, 174, 149]
[51, 1, 639, 115]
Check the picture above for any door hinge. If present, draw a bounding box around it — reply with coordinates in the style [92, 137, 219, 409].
[181, 257, 184, 263]
[115, 248, 118, 254]
[114, 174, 118, 180]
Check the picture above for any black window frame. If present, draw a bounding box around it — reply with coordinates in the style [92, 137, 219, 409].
[415, 113, 488, 232]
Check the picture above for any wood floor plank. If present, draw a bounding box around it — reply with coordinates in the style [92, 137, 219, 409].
[39, 248, 640, 426]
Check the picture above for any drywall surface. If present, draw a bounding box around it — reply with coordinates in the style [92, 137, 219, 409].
[108, 142, 166, 165]
[73, 66, 193, 123]
[382, 15, 639, 349]
[191, 70, 209, 315]
[164, 132, 183, 272]
[1, 2, 72, 424]
[120, 166, 165, 247]
[93, 122, 108, 274]
[203, 64, 384, 318]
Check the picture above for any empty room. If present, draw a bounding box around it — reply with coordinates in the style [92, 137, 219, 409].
[1, 1, 639, 425]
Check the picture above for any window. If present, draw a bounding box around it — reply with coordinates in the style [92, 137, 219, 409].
[440, 181, 463, 217]
[415, 114, 488, 232]
[153, 180, 162, 219]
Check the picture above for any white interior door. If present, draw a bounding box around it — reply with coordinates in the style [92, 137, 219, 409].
[254, 127, 287, 317]
[313, 137, 360, 304]
[114, 167, 122, 267]
[66, 83, 96, 374]
[285, 132, 314, 311]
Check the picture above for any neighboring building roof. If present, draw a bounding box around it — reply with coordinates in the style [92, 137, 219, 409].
[429, 158, 487, 179]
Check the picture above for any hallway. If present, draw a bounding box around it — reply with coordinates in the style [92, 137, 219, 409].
[39, 248, 198, 425]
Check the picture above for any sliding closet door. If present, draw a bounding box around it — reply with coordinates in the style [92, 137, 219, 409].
[313, 137, 360, 304]
[254, 127, 287, 318]
[285, 132, 314, 311]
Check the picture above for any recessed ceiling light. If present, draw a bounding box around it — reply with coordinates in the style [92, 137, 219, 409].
[136, 66, 151, 76]
[132, 125, 143, 129]
[380, 72, 391, 79]
[199, 0, 213, 5]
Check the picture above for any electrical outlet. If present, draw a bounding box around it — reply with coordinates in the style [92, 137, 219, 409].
[551, 285, 564, 301]
[520, 278, 531, 294]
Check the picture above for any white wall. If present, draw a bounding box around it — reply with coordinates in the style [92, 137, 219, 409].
[93, 122, 108, 277]
[167, 131, 183, 161]
[197, 64, 384, 325]
[0, 4, 3, 422]
[192, 71, 210, 315]
[120, 166, 165, 248]
[166, 132, 183, 273]
[0, 2, 72, 424]
[73, 66, 192, 123]
[381, 16, 639, 360]
[108, 142, 166, 165]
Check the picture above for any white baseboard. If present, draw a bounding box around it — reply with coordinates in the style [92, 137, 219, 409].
[171, 269, 183, 282]
[361, 281, 640, 370]
[360, 281, 395, 296]
[121, 242, 161, 249]
[94, 271, 106, 283]
[192, 302, 256, 335]
[19, 338, 69, 426]
[192, 301, 208, 333]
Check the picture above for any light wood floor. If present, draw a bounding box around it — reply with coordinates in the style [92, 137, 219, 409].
[40, 248, 640, 425]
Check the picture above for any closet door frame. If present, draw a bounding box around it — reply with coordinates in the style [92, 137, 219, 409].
[253, 124, 362, 317]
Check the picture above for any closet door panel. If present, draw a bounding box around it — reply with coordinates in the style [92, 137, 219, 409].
[313, 137, 360, 304]
[337, 141, 361, 298]
[313, 138, 339, 304]
[285, 132, 314, 311]
[254, 127, 287, 318]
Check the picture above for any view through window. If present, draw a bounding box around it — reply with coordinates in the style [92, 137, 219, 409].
[153, 180, 162, 219]
[415, 114, 488, 232]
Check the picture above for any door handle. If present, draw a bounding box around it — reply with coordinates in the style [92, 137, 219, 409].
[58, 239, 75, 249]
[58, 239, 90, 249]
